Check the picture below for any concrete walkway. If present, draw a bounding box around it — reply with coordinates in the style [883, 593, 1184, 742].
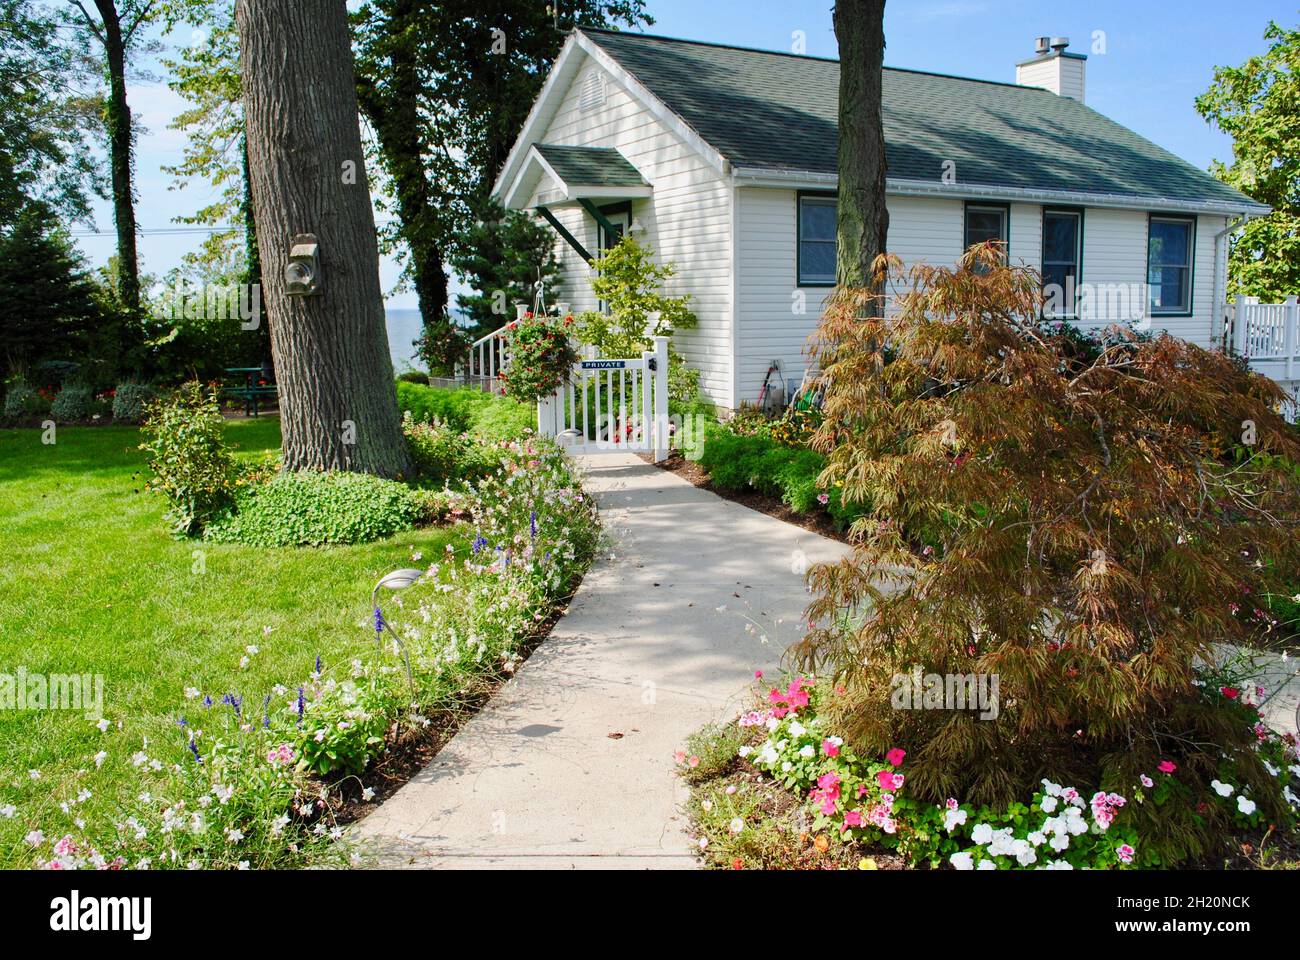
[353, 452, 851, 868]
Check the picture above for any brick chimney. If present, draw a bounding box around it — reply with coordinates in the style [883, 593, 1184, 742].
[1016, 36, 1086, 102]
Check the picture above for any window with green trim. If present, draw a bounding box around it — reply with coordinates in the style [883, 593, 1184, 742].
[1147, 217, 1193, 315]
[1042, 209, 1082, 318]
[797, 195, 837, 286]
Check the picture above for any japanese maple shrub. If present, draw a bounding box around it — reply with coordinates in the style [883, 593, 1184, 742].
[795, 247, 1300, 864]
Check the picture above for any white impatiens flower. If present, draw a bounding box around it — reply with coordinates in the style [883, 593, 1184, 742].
[1011, 840, 1037, 866]
[737, 746, 753, 758]
[1237, 796, 1257, 816]
[1027, 831, 1046, 847]
[1040, 795, 1058, 813]
[798, 744, 815, 759]
[1210, 779, 1234, 797]
[1040, 779, 1062, 797]
[949, 851, 974, 870]
[1042, 860, 1074, 870]
[943, 807, 968, 833]
[788, 720, 807, 738]
[971, 823, 993, 845]
[976, 859, 997, 870]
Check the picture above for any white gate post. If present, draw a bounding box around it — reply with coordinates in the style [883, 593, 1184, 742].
[1286, 295, 1298, 381]
[640, 349, 654, 447]
[1233, 294, 1248, 357]
[652, 336, 669, 462]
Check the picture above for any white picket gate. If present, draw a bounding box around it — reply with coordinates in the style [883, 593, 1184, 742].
[536, 335, 671, 461]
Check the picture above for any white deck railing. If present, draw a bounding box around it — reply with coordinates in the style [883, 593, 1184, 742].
[1232, 296, 1299, 374]
[1229, 296, 1299, 423]
[459, 324, 510, 392]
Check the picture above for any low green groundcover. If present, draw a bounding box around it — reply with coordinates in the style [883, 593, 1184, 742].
[205, 471, 428, 547]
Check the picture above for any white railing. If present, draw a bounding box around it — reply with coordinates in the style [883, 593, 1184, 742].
[1232, 295, 1299, 374]
[537, 336, 670, 461]
[460, 324, 510, 393]
[1230, 296, 1300, 424]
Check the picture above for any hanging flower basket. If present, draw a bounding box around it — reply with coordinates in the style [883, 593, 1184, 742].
[498, 312, 579, 404]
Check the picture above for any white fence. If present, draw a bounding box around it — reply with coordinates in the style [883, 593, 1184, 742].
[1232, 295, 1299, 377]
[536, 336, 671, 461]
[1230, 296, 1300, 423]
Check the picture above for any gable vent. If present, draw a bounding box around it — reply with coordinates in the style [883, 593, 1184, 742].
[578, 70, 606, 111]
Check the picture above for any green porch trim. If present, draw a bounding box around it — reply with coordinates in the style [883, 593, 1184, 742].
[577, 198, 620, 240]
[537, 206, 594, 264]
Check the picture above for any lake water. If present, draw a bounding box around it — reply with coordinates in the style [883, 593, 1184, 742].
[385, 308, 424, 373]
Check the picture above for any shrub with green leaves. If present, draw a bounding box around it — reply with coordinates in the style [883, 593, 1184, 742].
[699, 425, 865, 526]
[395, 381, 534, 440]
[3, 380, 48, 421]
[402, 415, 498, 486]
[205, 470, 423, 547]
[111, 383, 154, 424]
[50, 385, 92, 422]
[140, 382, 239, 537]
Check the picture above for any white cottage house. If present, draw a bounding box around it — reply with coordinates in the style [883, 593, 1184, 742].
[490, 29, 1294, 412]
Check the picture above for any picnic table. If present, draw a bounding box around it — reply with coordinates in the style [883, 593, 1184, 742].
[222, 366, 277, 417]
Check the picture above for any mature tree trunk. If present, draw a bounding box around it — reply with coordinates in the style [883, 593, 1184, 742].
[95, 0, 141, 316]
[354, 0, 450, 356]
[834, 0, 890, 292]
[235, 0, 411, 477]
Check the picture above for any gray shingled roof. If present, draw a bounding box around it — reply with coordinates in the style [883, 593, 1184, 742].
[535, 143, 648, 187]
[581, 29, 1259, 210]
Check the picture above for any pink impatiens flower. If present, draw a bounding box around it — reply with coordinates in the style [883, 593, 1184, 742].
[822, 739, 840, 758]
[1116, 843, 1135, 864]
[886, 748, 906, 767]
[1158, 760, 1177, 774]
[843, 810, 864, 828]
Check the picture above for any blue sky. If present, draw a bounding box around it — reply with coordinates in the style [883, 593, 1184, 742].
[73, 0, 1289, 310]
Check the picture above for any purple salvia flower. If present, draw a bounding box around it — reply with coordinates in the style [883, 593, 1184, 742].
[188, 740, 202, 764]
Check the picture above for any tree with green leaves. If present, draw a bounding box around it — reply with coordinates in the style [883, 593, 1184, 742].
[0, 205, 102, 377]
[1197, 19, 1300, 300]
[350, 0, 650, 371]
[63, 1, 163, 318]
[159, 1, 259, 291]
[448, 198, 560, 340]
[0, 0, 102, 225]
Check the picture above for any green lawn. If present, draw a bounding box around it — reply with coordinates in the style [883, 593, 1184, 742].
[0, 419, 459, 864]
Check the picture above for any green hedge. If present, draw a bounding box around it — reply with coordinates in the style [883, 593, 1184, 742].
[395, 382, 533, 441]
[698, 427, 865, 527]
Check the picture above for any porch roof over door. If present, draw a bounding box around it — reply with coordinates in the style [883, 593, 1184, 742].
[498, 143, 652, 211]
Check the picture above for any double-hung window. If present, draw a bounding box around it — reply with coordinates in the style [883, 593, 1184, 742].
[1147, 216, 1194, 315]
[797, 194, 837, 286]
[964, 204, 1008, 271]
[1041, 209, 1082, 318]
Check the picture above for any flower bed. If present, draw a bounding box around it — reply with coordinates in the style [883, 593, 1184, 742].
[681, 672, 1300, 870]
[10, 434, 600, 869]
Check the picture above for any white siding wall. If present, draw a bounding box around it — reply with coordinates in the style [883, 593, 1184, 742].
[528, 57, 735, 406]
[734, 191, 1225, 406]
